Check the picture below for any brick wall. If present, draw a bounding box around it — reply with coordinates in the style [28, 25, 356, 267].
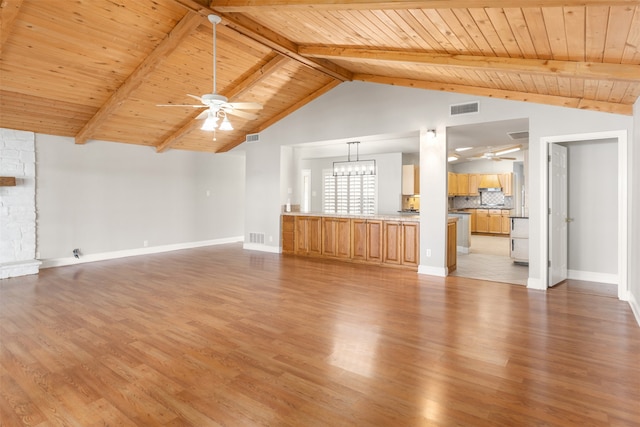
[0, 129, 40, 278]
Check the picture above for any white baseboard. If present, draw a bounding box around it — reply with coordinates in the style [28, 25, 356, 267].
[457, 246, 470, 254]
[40, 236, 243, 269]
[629, 292, 640, 327]
[242, 243, 281, 253]
[568, 269, 618, 284]
[418, 265, 447, 277]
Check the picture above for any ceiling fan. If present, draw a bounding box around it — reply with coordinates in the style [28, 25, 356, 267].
[158, 14, 262, 131]
[470, 146, 520, 161]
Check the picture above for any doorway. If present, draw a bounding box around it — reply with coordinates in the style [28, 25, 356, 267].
[541, 131, 628, 300]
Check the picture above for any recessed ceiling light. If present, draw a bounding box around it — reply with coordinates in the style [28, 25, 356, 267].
[455, 147, 472, 152]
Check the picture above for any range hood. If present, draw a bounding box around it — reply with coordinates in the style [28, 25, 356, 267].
[478, 174, 502, 191]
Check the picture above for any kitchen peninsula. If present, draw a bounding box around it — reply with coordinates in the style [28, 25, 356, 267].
[282, 213, 458, 272]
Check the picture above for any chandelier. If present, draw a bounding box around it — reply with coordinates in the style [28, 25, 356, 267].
[333, 141, 376, 176]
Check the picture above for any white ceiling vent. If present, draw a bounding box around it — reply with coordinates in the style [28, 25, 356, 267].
[245, 133, 260, 143]
[450, 101, 480, 116]
[507, 131, 529, 140]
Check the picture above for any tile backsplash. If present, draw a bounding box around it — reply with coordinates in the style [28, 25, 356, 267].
[451, 193, 513, 209]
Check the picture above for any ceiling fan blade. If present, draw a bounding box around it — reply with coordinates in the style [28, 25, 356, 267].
[225, 109, 259, 120]
[157, 104, 206, 108]
[187, 94, 203, 102]
[227, 102, 263, 110]
[498, 157, 516, 160]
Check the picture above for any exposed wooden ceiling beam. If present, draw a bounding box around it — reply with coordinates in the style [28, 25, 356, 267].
[0, 0, 25, 56]
[212, 0, 640, 12]
[225, 53, 290, 100]
[167, 1, 353, 81]
[355, 74, 633, 115]
[219, 13, 353, 82]
[156, 54, 290, 153]
[300, 46, 640, 83]
[75, 11, 206, 145]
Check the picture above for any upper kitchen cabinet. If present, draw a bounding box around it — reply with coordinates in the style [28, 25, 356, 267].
[402, 165, 420, 195]
[499, 173, 513, 196]
[448, 172, 457, 196]
[457, 173, 469, 196]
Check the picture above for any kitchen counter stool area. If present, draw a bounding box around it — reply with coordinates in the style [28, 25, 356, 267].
[281, 213, 458, 272]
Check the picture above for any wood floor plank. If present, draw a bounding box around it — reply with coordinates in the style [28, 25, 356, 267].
[1, 243, 638, 426]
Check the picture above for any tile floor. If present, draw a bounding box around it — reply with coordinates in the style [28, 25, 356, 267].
[450, 234, 529, 286]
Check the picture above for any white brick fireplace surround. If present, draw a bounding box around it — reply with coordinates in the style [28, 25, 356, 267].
[0, 129, 40, 279]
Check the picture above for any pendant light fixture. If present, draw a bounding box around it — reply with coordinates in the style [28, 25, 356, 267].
[333, 141, 376, 176]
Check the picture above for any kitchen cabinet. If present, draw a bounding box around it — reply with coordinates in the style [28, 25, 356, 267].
[322, 217, 351, 258]
[488, 209, 502, 234]
[501, 210, 511, 234]
[475, 209, 489, 233]
[352, 219, 383, 263]
[499, 173, 513, 196]
[402, 165, 420, 195]
[447, 220, 457, 272]
[468, 173, 479, 196]
[295, 216, 322, 255]
[382, 221, 419, 267]
[457, 173, 469, 196]
[448, 172, 457, 196]
[281, 215, 295, 254]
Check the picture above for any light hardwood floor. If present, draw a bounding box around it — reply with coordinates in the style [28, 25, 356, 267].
[1, 244, 638, 426]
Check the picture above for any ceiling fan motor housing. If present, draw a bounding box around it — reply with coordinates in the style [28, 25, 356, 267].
[201, 93, 229, 107]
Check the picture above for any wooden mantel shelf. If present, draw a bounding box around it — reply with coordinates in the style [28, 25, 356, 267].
[0, 177, 17, 186]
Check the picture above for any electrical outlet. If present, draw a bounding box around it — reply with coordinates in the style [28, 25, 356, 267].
[426, 249, 431, 257]
[143, 240, 148, 247]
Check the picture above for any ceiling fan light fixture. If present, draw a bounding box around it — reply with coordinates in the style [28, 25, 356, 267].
[448, 155, 459, 162]
[219, 114, 233, 131]
[201, 111, 218, 131]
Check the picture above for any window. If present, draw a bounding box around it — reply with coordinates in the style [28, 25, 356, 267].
[323, 169, 376, 214]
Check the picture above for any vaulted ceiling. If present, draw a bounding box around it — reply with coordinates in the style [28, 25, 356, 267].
[1, 1, 639, 153]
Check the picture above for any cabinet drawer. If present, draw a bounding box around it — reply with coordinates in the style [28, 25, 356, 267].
[489, 209, 502, 215]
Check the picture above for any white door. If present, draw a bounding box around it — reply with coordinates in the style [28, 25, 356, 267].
[549, 144, 568, 286]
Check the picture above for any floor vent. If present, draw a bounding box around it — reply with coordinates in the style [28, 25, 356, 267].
[245, 133, 260, 143]
[450, 101, 480, 116]
[249, 232, 265, 244]
[507, 131, 529, 140]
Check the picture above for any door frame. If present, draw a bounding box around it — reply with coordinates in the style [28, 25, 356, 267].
[539, 130, 628, 300]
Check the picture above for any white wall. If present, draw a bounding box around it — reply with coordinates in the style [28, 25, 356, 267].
[36, 134, 245, 261]
[565, 139, 617, 278]
[244, 81, 633, 288]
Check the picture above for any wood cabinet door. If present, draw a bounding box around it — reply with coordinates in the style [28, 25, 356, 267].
[488, 210, 502, 234]
[351, 219, 367, 260]
[476, 209, 489, 233]
[467, 209, 477, 232]
[366, 220, 383, 262]
[322, 217, 337, 256]
[383, 221, 402, 264]
[295, 216, 309, 253]
[402, 222, 419, 266]
[500, 173, 513, 196]
[468, 174, 479, 196]
[457, 173, 469, 196]
[501, 212, 511, 235]
[308, 216, 322, 255]
[281, 215, 295, 254]
[447, 222, 457, 272]
[336, 218, 351, 258]
[448, 172, 457, 196]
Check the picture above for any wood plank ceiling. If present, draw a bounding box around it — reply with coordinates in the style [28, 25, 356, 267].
[1, 0, 639, 153]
